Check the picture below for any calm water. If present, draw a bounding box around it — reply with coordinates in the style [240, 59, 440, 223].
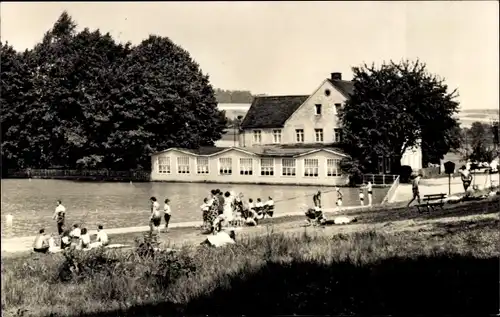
[1, 179, 387, 237]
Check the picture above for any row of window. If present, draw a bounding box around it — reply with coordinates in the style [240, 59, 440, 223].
[157, 157, 342, 177]
[314, 103, 342, 115]
[253, 128, 343, 144]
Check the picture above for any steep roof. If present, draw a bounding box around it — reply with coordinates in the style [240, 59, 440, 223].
[327, 79, 354, 98]
[240, 95, 309, 129]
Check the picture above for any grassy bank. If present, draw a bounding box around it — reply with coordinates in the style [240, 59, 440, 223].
[2, 198, 499, 317]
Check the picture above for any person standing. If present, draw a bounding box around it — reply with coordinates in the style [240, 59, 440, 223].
[163, 198, 172, 231]
[407, 174, 422, 208]
[52, 200, 66, 235]
[335, 188, 343, 211]
[313, 190, 322, 209]
[359, 187, 365, 206]
[460, 167, 473, 193]
[366, 181, 373, 206]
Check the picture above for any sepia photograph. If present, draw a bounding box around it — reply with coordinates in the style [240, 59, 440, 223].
[1, 1, 499, 316]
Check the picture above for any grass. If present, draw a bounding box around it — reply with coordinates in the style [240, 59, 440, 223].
[2, 198, 499, 317]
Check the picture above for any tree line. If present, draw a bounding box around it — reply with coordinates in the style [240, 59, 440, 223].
[461, 121, 499, 163]
[215, 89, 254, 104]
[1, 12, 228, 172]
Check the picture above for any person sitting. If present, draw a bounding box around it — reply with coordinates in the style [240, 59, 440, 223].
[70, 224, 81, 238]
[60, 227, 71, 250]
[48, 234, 62, 253]
[33, 229, 50, 254]
[264, 197, 275, 217]
[93, 224, 109, 247]
[305, 206, 326, 226]
[78, 228, 91, 250]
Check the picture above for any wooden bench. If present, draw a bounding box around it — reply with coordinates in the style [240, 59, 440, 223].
[416, 193, 447, 213]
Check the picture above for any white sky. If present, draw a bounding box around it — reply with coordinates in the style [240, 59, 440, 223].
[1, 1, 498, 109]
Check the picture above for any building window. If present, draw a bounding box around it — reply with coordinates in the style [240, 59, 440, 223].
[158, 157, 171, 174]
[218, 157, 232, 175]
[327, 158, 341, 176]
[334, 103, 342, 113]
[304, 158, 319, 177]
[315, 104, 322, 115]
[282, 158, 296, 176]
[260, 158, 274, 176]
[315, 129, 324, 142]
[253, 130, 262, 144]
[296, 129, 304, 143]
[334, 128, 343, 143]
[239, 158, 253, 175]
[272, 130, 282, 144]
[196, 157, 209, 174]
[177, 156, 190, 174]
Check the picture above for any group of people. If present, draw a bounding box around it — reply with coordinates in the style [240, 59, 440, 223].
[34, 200, 109, 254]
[200, 189, 275, 234]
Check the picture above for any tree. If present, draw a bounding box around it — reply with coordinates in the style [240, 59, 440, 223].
[464, 122, 497, 163]
[338, 59, 461, 174]
[2, 12, 227, 171]
[99, 35, 227, 169]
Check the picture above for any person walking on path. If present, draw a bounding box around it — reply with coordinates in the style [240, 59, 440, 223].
[407, 174, 422, 209]
[460, 167, 473, 194]
[149, 196, 162, 235]
[52, 200, 66, 235]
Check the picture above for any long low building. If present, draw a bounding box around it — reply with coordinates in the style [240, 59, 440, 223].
[150, 145, 350, 186]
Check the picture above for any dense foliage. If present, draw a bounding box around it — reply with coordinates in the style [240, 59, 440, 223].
[338, 60, 462, 174]
[462, 121, 499, 163]
[1, 12, 227, 171]
[214, 88, 254, 104]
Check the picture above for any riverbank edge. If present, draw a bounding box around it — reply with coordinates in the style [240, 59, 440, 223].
[2, 176, 392, 187]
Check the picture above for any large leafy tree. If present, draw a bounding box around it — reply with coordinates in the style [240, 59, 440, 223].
[103, 35, 226, 169]
[1, 12, 226, 171]
[339, 59, 461, 174]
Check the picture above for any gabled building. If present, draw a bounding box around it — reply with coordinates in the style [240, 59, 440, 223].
[150, 72, 422, 185]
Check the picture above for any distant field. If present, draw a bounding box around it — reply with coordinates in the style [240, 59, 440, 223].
[218, 104, 498, 127]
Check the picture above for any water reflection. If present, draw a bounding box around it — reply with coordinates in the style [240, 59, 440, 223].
[1, 179, 387, 237]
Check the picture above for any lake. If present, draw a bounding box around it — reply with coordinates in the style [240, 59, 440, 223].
[1, 179, 388, 238]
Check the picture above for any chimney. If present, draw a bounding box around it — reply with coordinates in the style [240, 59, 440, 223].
[331, 72, 342, 81]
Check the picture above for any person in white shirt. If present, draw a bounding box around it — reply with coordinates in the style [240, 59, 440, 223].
[52, 200, 66, 235]
[359, 187, 365, 206]
[255, 198, 264, 219]
[265, 197, 275, 217]
[95, 224, 109, 246]
[335, 188, 343, 210]
[164, 198, 172, 230]
[70, 224, 81, 238]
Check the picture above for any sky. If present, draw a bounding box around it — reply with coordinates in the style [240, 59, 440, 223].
[1, 1, 498, 110]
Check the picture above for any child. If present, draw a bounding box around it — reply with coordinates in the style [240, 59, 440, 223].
[359, 187, 365, 206]
[255, 198, 264, 219]
[79, 228, 91, 250]
[164, 198, 172, 231]
[335, 188, 343, 210]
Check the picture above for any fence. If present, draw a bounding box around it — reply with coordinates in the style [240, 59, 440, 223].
[362, 174, 399, 186]
[5, 169, 151, 182]
[381, 175, 400, 205]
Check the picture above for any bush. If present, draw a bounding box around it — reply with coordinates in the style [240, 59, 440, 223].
[399, 165, 413, 183]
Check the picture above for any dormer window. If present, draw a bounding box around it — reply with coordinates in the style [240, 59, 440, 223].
[315, 104, 322, 115]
